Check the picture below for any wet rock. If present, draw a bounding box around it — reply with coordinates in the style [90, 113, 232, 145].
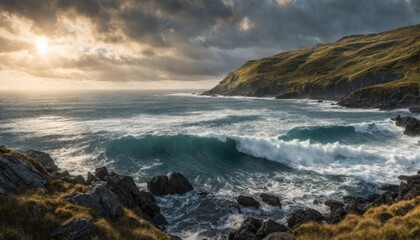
[233, 229, 259, 240]
[287, 208, 324, 228]
[324, 199, 344, 211]
[262, 232, 296, 240]
[25, 150, 59, 172]
[240, 217, 263, 233]
[380, 184, 400, 193]
[391, 115, 420, 136]
[229, 217, 263, 240]
[168, 172, 194, 194]
[51, 218, 96, 240]
[237, 195, 260, 209]
[409, 106, 420, 113]
[0, 155, 47, 195]
[71, 183, 123, 219]
[256, 219, 289, 238]
[94, 167, 109, 181]
[86, 172, 97, 184]
[323, 199, 347, 224]
[260, 193, 282, 208]
[147, 172, 193, 196]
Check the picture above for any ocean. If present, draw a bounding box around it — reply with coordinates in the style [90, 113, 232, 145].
[0, 90, 419, 239]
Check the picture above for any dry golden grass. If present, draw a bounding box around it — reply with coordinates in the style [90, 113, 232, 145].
[293, 197, 420, 240]
[0, 146, 169, 240]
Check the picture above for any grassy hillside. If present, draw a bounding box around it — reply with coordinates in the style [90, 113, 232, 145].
[204, 24, 420, 109]
[294, 197, 420, 240]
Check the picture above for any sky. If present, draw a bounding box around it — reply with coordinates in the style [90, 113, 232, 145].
[0, 0, 419, 90]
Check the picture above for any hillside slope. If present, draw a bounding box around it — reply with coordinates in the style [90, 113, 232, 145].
[204, 25, 420, 109]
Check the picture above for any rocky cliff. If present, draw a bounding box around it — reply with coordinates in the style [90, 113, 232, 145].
[204, 24, 420, 109]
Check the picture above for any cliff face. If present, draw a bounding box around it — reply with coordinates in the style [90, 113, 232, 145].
[204, 24, 420, 109]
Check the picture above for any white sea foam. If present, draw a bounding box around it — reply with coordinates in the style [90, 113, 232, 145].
[198, 133, 420, 183]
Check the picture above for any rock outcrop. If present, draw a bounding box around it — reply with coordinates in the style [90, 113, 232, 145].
[260, 193, 282, 208]
[51, 218, 96, 240]
[409, 105, 420, 113]
[229, 217, 292, 240]
[25, 150, 59, 172]
[147, 172, 193, 196]
[237, 195, 261, 209]
[391, 115, 420, 136]
[0, 155, 47, 195]
[287, 208, 324, 228]
[71, 183, 123, 219]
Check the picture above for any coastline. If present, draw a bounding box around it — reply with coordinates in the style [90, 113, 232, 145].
[1, 143, 419, 240]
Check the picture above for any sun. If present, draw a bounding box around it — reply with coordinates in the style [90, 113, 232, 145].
[36, 37, 50, 55]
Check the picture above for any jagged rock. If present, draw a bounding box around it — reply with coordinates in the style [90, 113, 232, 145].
[323, 199, 347, 224]
[71, 183, 123, 219]
[51, 218, 96, 240]
[262, 232, 295, 240]
[147, 172, 193, 196]
[86, 172, 97, 184]
[240, 217, 263, 233]
[380, 184, 400, 193]
[105, 174, 165, 225]
[260, 193, 282, 208]
[392, 115, 420, 136]
[409, 106, 420, 113]
[237, 195, 260, 209]
[25, 150, 59, 172]
[94, 167, 109, 181]
[256, 219, 289, 238]
[233, 228, 259, 240]
[324, 199, 344, 211]
[287, 208, 324, 228]
[229, 217, 263, 240]
[0, 155, 47, 195]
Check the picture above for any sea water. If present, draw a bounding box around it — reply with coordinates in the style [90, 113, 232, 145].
[0, 90, 418, 239]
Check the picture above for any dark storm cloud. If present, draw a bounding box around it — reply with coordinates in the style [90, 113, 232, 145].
[0, 0, 419, 82]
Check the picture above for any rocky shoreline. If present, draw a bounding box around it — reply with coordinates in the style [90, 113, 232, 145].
[1, 139, 420, 239]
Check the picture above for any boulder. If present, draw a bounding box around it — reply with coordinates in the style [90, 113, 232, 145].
[287, 208, 324, 228]
[86, 172, 97, 184]
[229, 217, 262, 240]
[233, 228, 259, 240]
[391, 115, 420, 136]
[237, 195, 260, 209]
[0, 155, 47, 195]
[94, 167, 109, 181]
[260, 193, 282, 208]
[147, 172, 193, 196]
[240, 217, 263, 233]
[71, 183, 123, 219]
[104, 174, 164, 225]
[409, 106, 420, 113]
[51, 218, 96, 240]
[256, 219, 289, 238]
[25, 150, 59, 172]
[262, 232, 296, 240]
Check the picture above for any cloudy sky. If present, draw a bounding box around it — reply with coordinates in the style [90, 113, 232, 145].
[0, 0, 419, 90]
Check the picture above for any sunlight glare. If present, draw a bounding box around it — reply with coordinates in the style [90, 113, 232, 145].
[36, 37, 50, 55]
